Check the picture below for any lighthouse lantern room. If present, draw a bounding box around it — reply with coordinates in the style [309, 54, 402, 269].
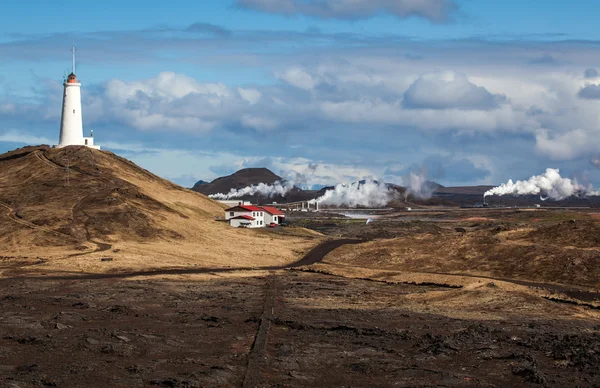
[56, 45, 100, 150]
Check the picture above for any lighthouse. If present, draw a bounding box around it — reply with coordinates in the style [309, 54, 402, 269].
[57, 45, 100, 150]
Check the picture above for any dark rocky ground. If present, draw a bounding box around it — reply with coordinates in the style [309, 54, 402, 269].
[1, 270, 599, 387]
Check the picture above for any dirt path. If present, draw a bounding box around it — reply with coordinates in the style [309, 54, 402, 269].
[301, 240, 599, 303]
[417, 270, 600, 303]
[0, 200, 77, 242]
[243, 274, 278, 387]
[37, 150, 115, 256]
[291, 239, 365, 267]
[0, 239, 363, 281]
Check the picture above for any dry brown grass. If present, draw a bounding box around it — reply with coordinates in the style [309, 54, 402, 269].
[323, 225, 600, 288]
[298, 263, 600, 322]
[0, 146, 322, 275]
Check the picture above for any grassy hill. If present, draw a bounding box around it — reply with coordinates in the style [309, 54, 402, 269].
[0, 146, 319, 273]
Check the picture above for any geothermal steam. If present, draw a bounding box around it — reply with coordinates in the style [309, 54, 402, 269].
[209, 170, 434, 207]
[403, 172, 435, 200]
[315, 180, 393, 207]
[484, 168, 600, 200]
[209, 181, 294, 200]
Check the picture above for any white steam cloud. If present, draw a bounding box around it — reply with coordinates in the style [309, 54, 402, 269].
[209, 164, 320, 199]
[484, 168, 600, 200]
[404, 172, 435, 199]
[209, 180, 294, 199]
[209, 170, 435, 207]
[315, 180, 394, 207]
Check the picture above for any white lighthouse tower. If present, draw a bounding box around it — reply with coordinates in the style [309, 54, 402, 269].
[57, 45, 100, 149]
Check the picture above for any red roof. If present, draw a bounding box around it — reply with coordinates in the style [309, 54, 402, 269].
[230, 215, 255, 221]
[261, 206, 285, 216]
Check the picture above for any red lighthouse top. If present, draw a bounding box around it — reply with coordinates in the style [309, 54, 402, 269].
[67, 73, 77, 83]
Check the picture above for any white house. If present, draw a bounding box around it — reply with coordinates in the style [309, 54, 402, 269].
[225, 205, 266, 228]
[261, 206, 285, 225]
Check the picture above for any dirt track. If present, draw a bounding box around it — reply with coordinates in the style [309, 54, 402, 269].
[0, 239, 363, 282]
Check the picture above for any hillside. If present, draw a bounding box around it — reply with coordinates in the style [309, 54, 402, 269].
[0, 146, 319, 271]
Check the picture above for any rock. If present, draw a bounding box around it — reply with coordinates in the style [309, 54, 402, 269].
[114, 335, 131, 343]
[511, 362, 546, 384]
[16, 364, 38, 372]
[72, 301, 91, 309]
[149, 379, 177, 387]
[55, 322, 69, 330]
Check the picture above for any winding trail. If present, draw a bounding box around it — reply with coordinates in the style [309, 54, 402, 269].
[0, 200, 78, 242]
[0, 239, 364, 281]
[1, 236, 598, 304]
[416, 270, 600, 303]
[36, 150, 114, 255]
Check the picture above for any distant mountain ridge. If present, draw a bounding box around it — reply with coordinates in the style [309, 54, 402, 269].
[193, 168, 282, 197]
[191, 180, 209, 190]
[192, 167, 600, 208]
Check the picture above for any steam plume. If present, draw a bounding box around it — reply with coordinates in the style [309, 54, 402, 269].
[209, 180, 294, 199]
[484, 168, 600, 200]
[315, 180, 393, 207]
[404, 171, 435, 200]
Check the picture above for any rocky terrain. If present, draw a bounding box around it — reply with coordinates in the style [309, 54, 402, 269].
[2, 146, 600, 387]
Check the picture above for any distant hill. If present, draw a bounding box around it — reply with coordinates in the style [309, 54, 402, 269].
[434, 185, 493, 196]
[193, 168, 282, 197]
[191, 180, 209, 190]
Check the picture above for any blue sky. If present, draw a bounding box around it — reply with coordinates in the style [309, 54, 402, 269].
[3, 0, 600, 188]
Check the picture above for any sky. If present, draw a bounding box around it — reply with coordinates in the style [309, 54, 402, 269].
[3, 0, 600, 188]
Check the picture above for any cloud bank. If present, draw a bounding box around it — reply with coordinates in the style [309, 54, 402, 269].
[235, 0, 458, 22]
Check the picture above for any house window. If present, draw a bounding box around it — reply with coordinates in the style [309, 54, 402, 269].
[85, 139, 88, 145]
[230, 212, 234, 217]
[73, 109, 76, 114]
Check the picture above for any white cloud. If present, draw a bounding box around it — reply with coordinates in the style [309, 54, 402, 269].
[319, 99, 534, 134]
[241, 115, 278, 131]
[535, 128, 600, 161]
[238, 88, 262, 105]
[403, 72, 506, 111]
[0, 130, 54, 145]
[277, 67, 316, 90]
[98, 72, 237, 132]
